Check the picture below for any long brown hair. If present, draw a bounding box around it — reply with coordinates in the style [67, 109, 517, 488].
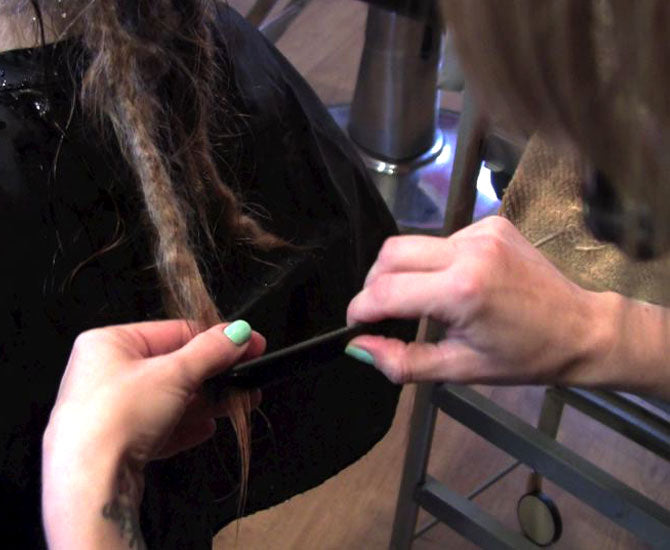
[442, 0, 670, 257]
[29, 0, 282, 505]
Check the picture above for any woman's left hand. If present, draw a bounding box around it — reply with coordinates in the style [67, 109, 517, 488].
[43, 319, 264, 549]
[45, 319, 264, 463]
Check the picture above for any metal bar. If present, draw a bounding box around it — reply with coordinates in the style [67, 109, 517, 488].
[415, 476, 539, 550]
[389, 88, 482, 549]
[536, 389, 566, 440]
[433, 384, 670, 548]
[638, 395, 670, 417]
[551, 388, 670, 461]
[466, 461, 523, 501]
[412, 461, 522, 540]
[259, 0, 313, 44]
[246, 0, 280, 26]
[528, 389, 566, 493]
[389, 91, 483, 550]
[441, 90, 484, 236]
[412, 517, 440, 540]
[389, 384, 439, 549]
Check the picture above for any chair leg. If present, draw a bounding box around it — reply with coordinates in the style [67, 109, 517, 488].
[389, 383, 439, 549]
[259, 0, 313, 44]
[246, 0, 280, 26]
[527, 389, 565, 494]
[389, 92, 484, 549]
[442, 90, 485, 233]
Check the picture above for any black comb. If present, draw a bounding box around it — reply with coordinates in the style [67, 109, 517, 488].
[204, 319, 416, 396]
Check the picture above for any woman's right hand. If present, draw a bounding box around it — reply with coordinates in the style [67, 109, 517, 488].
[346, 216, 618, 388]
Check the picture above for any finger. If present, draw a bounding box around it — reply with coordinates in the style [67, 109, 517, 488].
[182, 388, 263, 422]
[365, 235, 453, 286]
[348, 271, 456, 325]
[181, 393, 231, 422]
[240, 332, 267, 362]
[115, 319, 204, 357]
[166, 320, 261, 391]
[156, 418, 218, 459]
[345, 335, 482, 384]
[112, 319, 266, 360]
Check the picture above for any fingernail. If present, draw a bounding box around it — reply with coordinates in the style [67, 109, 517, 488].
[345, 345, 375, 366]
[224, 320, 252, 346]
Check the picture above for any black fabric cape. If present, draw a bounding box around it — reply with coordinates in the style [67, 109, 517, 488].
[0, 6, 400, 548]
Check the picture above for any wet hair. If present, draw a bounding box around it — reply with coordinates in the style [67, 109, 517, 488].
[441, 0, 670, 257]
[24, 0, 285, 505]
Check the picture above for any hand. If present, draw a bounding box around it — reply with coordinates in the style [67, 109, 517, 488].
[44, 319, 265, 465]
[346, 216, 612, 386]
[42, 319, 265, 550]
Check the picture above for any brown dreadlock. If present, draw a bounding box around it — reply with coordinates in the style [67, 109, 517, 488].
[29, 0, 284, 507]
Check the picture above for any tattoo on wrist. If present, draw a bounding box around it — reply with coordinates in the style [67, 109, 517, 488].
[101, 463, 147, 550]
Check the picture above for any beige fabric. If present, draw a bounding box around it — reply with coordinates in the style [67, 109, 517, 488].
[500, 134, 670, 306]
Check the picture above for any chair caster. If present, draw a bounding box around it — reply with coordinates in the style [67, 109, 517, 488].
[517, 490, 562, 546]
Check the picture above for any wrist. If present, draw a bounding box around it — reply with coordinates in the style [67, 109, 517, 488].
[43, 411, 145, 549]
[557, 289, 619, 388]
[609, 294, 670, 397]
[559, 290, 670, 398]
[43, 405, 130, 492]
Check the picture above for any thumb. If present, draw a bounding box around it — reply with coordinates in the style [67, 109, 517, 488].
[344, 335, 477, 384]
[163, 320, 261, 391]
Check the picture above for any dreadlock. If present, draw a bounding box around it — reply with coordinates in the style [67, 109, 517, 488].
[30, 0, 284, 507]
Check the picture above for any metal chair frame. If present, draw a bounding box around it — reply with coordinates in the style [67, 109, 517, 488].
[246, 0, 314, 44]
[388, 91, 670, 550]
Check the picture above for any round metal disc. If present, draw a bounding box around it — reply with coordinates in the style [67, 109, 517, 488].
[517, 491, 562, 546]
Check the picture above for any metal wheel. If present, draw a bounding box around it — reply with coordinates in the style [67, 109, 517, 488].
[517, 491, 562, 546]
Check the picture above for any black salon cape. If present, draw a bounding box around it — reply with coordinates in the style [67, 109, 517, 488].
[0, 6, 400, 548]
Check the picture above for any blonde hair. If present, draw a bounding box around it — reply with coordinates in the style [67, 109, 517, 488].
[442, 0, 670, 256]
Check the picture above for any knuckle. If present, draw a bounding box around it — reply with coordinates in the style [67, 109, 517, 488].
[167, 350, 194, 389]
[388, 345, 417, 385]
[481, 215, 512, 233]
[393, 356, 413, 384]
[193, 328, 227, 358]
[72, 328, 104, 351]
[171, 346, 190, 371]
[369, 273, 395, 305]
[377, 236, 402, 266]
[347, 298, 364, 323]
[384, 363, 408, 385]
[477, 235, 505, 260]
[448, 268, 488, 318]
[451, 269, 484, 304]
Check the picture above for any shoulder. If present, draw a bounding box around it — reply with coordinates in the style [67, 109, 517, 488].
[210, 4, 293, 118]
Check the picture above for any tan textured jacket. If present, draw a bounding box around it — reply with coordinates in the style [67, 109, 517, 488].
[500, 135, 670, 306]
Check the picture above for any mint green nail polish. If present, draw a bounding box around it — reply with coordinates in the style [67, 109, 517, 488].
[345, 345, 375, 366]
[224, 320, 252, 346]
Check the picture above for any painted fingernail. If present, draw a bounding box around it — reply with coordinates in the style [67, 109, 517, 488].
[345, 345, 375, 366]
[224, 320, 252, 346]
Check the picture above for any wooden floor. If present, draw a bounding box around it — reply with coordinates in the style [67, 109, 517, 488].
[215, 2, 670, 548]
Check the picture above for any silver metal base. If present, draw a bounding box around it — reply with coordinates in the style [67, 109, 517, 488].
[329, 105, 500, 234]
